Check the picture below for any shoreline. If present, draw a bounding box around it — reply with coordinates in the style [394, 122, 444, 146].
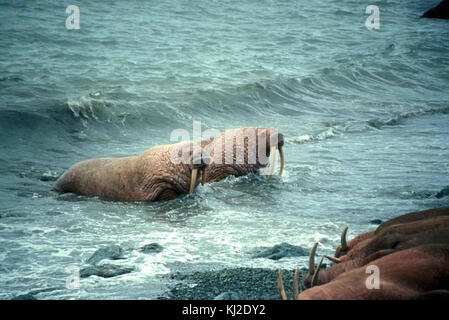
[161, 267, 309, 300]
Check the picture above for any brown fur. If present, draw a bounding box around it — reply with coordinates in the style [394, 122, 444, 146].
[342, 216, 449, 262]
[298, 207, 449, 298]
[53, 127, 282, 201]
[375, 207, 449, 234]
[303, 227, 449, 289]
[299, 244, 449, 300]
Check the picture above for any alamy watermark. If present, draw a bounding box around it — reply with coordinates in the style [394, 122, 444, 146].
[365, 5, 380, 30]
[65, 265, 80, 290]
[365, 264, 380, 289]
[66, 5, 80, 30]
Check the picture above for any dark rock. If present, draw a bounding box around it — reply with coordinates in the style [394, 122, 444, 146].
[213, 291, 241, 300]
[140, 243, 163, 254]
[86, 245, 125, 265]
[435, 186, 449, 199]
[80, 264, 134, 278]
[11, 294, 37, 300]
[28, 287, 61, 296]
[422, 0, 449, 19]
[251, 242, 309, 260]
[40, 174, 58, 182]
[370, 219, 383, 225]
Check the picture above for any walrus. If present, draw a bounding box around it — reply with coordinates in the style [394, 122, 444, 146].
[53, 127, 284, 201]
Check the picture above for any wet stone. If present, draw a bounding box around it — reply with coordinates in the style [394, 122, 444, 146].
[86, 245, 125, 265]
[436, 186, 449, 199]
[11, 294, 37, 300]
[140, 243, 163, 254]
[251, 243, 309, 260]
[80, 264, 134, 278]
[213, 291, 241, 300]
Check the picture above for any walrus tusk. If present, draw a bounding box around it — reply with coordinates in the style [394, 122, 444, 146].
[323, 254, 341, 264]
[341, 226, 349, 251]
[278, 146, 284, 176]
[334, 245, 342, 257]
[189, 168, 198, 194]
[309, 242, 319, 275]
[268, 146, 284, 178]
[293, 267, 299, 300]
[268, 146, 277, 179]
[277, 269, 287, 300]
[201, 169, 207, 185]
[311, 255, 325, 287]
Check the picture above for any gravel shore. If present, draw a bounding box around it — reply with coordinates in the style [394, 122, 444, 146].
[162, 267, 309, 300]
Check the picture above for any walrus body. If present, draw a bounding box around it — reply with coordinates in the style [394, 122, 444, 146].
[53, 127, 284, 201]
[53, 145, 182, 201]
[293, 207, 449, 299]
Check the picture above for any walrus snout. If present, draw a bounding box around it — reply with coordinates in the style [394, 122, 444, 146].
[189, 151, 211, 194]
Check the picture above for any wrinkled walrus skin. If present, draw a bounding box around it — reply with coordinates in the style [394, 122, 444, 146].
[53, 127, 284, 202]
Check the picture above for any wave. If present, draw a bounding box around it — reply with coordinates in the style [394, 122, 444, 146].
[2, 64, 448, 146]
[366, 106, 449, 130]
[0, 75, 24, 83]
[286, 105, 449, 146]
[286, 126, 341, 145]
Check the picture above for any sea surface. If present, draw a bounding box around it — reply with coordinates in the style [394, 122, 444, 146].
[0, 0, 448, 299]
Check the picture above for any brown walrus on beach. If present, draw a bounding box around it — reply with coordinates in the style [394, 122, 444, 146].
[276, 207, 449, 300]
[53, 127, 284, 201]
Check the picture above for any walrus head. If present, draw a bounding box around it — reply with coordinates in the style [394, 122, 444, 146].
[191, 127, 285, 185]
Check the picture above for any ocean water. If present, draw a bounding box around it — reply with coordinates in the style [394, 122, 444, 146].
[0, 0, 448, 299]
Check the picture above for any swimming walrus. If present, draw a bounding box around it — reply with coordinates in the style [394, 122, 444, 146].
[53, 127, 284, 201]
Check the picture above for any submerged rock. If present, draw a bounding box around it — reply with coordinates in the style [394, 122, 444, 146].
[422, 0, 449, 19]
[140, 243, 163, 254]
[251, 242, 309, 260]
[435, 186, 449, 199]
[86, 245, 125, 265]
[370, 219, 383, 225]
[40, 174, 59, 182]
[213, 291, 241, 300]
[80, 264, 134, 278]
[11, 294, 37, 300]
[11, 286, 61, 300]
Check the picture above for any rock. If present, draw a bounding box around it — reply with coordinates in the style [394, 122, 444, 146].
[80, 264, 134, 278]
[11, 294, 37, 300]
[251, 242, 309, 260]
[435, 186, 449, 199]
[40, 174, 58, 182]
[370, 219, 383, 225]
[422, 0, 449, 19]
[86, 245, 125, 265]
[10, 287, 60, 300]
[213, 291, 241, 300]
[140, 243, 163, 254]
